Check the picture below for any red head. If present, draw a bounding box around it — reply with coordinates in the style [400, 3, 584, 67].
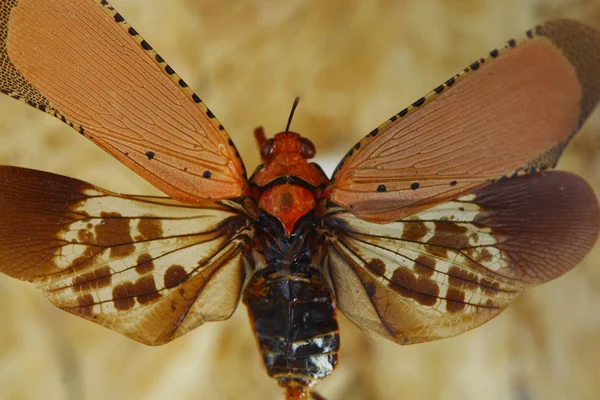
[250, 99, 329, 193]
[258, 131, 316, 162]
[253, 97, 316, 162]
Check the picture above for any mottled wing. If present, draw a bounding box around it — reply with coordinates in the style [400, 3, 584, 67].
[0, 166, 252, 345]
[330, 19, 600, 223]
[0, 0, 246, 202]
[322, 172, 599, 344]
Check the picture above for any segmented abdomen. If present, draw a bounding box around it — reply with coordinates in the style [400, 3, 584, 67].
[243, 264, 340, 388]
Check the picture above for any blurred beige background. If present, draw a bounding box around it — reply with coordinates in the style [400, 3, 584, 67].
[1, 0, 600, 399]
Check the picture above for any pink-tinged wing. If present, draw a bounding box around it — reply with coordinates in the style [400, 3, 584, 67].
[329, 19, 600, 223]
[0, 166, 253, 345]
[0, 0, 246, 202]
[321, 172, 599, 344]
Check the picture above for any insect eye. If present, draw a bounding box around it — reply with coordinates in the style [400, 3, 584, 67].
[300, 138, 315, 159]
[260, 138, 275, 160]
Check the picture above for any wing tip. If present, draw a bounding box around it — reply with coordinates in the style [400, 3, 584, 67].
[539, 19, 600, 126]
[476, 171, 599, 285]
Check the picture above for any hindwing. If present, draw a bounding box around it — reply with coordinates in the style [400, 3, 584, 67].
[0, 166, 253, 345]
[322, 172, 599, 344]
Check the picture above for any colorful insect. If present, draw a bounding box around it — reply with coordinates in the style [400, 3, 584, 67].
[0, 0, 599, 399]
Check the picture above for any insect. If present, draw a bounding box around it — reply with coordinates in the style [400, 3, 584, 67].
[0, 0, 599, 399]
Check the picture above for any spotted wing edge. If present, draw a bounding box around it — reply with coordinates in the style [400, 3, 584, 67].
[0, 0, 247, 202]
[328, 19, 600, 223]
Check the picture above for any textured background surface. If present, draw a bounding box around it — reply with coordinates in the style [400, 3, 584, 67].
[1, 0, 599, 399]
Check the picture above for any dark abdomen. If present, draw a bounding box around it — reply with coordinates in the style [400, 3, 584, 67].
[243, 264, 340, 389]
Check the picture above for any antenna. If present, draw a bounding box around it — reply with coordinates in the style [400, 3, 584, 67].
[285, 96, 300, 133]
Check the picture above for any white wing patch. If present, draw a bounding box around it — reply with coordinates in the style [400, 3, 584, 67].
[322, 172, 600, 345]
[321, 199, 520, 344]
[0, 166, 253, 345]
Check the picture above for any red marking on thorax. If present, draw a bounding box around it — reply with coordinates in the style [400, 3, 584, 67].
[251, 131, 330, 233]
[259, 184, 315, 233]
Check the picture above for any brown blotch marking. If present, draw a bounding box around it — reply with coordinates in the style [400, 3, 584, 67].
[478, 248, 494, 264]
[75, 294, 95, 317]
[72, 266, 112, 292]
[164, 265, 188, 289]
[137, 219, 163, 241]
[479, 277, 501, 295]
[445, 287, 466, 313]
[413, 255, 436, 278]
[134, 275, 161, 304]
[448, 266, 478, 290]
[67, 246, 97, 270]
[425, 243, 447, 258]
[109, 243, 136, 258]
[135, 253, 155, 275]
[95, 212, 135, 258]
[365, 258, 386, 276]
[77, 229, 94, 242]
[390, 267, 439, 306]
[401, 221, 429, 242]
[112, 282, 136, 311]
[426, 222, 470, 258]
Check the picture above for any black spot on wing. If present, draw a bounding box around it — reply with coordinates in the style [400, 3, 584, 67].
[412, 97, 425, 107]
[140, 40, 152, 51]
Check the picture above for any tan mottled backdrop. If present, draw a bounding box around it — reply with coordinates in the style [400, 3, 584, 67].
[1, 0, 600, 399]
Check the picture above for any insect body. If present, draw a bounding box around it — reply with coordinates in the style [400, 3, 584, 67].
[244, 125, 340, 394]
[0, 1, 599, 399]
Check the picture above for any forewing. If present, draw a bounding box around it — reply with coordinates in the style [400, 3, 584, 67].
[0, 166, 252, 345]
[0, 0, 246, 202]
[330, 19, 600, 223]
[321, 172, 599, 344]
